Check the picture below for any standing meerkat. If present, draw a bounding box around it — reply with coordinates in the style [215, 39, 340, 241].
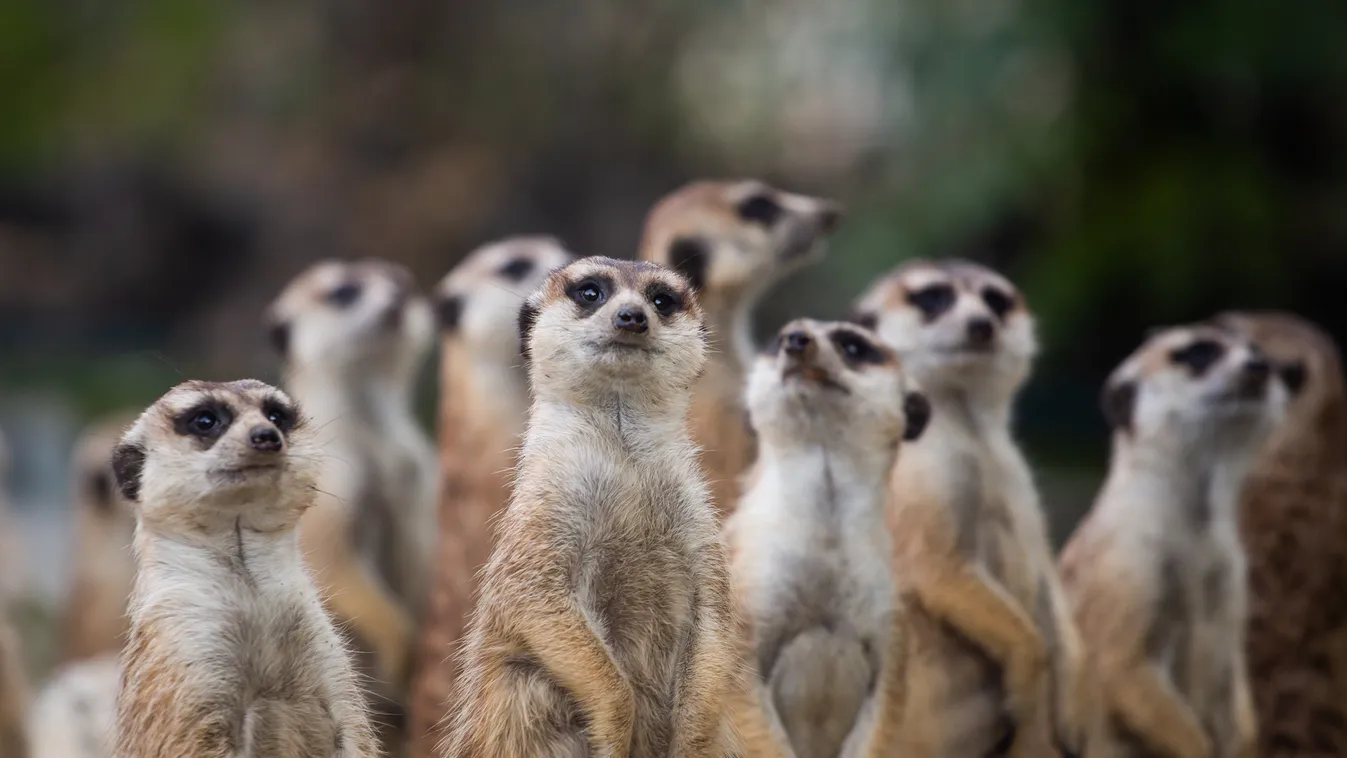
[639, 180, 842, 518]
[442, 257, 740, 758]
[727, 318, 930, 758]
[848, 259, 1089, 758]
[60, 412, 140, 664]
[1209, 311, 1347, 757]
[111, 379, 377, 758]
[267, 258, 437, 690]
[407, 236, 574, 757]
[1058, 324, 1288, 758]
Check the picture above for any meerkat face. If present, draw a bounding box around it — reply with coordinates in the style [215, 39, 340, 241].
[1101, 325, 1289, 446]
[639, 180, 843, 303]
[1211, 311, 1331, 412]
[747, 318, 930, 448]
[433, 236, 574, 360]
[266, 259, 433, 377]
[848, 260, 1036, 395]
[111, 380, 318, 531]
[518, 256, 708, 396]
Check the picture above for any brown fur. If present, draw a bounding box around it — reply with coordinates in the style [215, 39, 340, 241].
[441, 258, 740, 758]
[0, 618, 28, 758]
[1215, 311, 1347, 758]
[639, 180, 841, 520]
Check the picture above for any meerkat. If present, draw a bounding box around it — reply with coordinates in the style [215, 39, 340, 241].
[1058, 324, 1289, 758]
[60, 412, 140, 664]
[848, 259, 1090, 758]
[406, 236, 574, 758]
[0, 616, 28, 758]
[726, 318, 930, 758]
[442, 257, 740, 758]
[111, 379, 377, 758]
[1209, 311, 1347, 757]
[267, 258, 437, 691]
[28, 654, 119, 758]
[639, 179, 842, 518]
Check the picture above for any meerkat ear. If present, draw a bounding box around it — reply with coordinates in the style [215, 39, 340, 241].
[518, 300, 541, 360]
[902, 391, 931, 442]
[266, 318, 290, 357]
[111, 442, 146, 502]
[1101, 379, 1138, 433]
[86, 470, 115, 511]
[435, 293, 464, 333]
[667, 236, 710, 292]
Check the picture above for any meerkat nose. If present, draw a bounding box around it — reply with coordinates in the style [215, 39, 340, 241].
[966, 317, 995, 345]
[249, 426, 284, 452]
[783, 331, 812, 356]
[1244, 355, 1271, 381]
[614, 305, 648, 334]
[816, 204, 844, 234]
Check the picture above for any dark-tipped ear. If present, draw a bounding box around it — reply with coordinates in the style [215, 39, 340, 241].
[903, 392, 931, 441]
[267, 319, 290, 357]
[667, 236, 710, 292]
[844, 309, 878, 331]
[1101, 379, 1138, 433]
[111, 443, 146, 502]
[518, 300, 541, 360]
[86, 470, 115, 511]
[1279, 360, 1309, 397]
[436, 294, 464, 333]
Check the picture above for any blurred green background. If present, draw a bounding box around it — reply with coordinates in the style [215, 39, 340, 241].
[1, 0, 1345, 630]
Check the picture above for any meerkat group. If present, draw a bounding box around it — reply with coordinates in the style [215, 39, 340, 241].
[0, 177, 1341, 758]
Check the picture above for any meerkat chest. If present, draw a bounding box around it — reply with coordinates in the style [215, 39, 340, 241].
[1150, 530, 1245, 700]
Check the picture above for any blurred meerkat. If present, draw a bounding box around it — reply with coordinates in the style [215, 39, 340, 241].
[0, 428, 25, 607]
[1210, 311, 1347, 757]
[0, 617, 28, 758]
[727, 319, 930, 758]
[849, 259, 1089, 758]
[112, 379, 377, 758]
[1058, 325, 1288, 758]
[60, 412, 139, 664]
[28, 654, 118, 758]
[442, 257, 739, 758]
[639, 180, 841, 518]
[407, 236, 573, 757]
[267, 258, 437, 691]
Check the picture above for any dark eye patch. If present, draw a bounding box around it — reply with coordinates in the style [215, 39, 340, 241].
[1278, 360, 1308, 396]
[735, 194, 783, 227]
[830, 329, 886, 366]
[566, 276, 612, 313]
[325, 281, 362, 309]
[906, 283, 956, 321]
[497, 257, 535, 282]
[261, 398, 298, 433]
[982, 287, 1015, 320]
[172, 401, 234, 447]
[646, 284, 683, 318]
[1169, 339, 1227, 376]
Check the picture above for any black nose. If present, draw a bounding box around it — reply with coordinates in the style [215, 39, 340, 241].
[614, 305, 648, 334]
[1244, 356, 1271, 381]
[249, 426, 283, 452]
[783, 331, 812, 356]
[967, 317, 995, 344]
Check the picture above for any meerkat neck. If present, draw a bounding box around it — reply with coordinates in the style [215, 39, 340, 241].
[1104, 438, 1255, 531]
[135, 516, 302, 586]
[440, 340, 530, 437]
[528, 388, 692, 456]
[699, 289, 760, 374]
[286, 364, 405, 430]
[923, 384, 1015, 443]
[757, 440, 895, 521]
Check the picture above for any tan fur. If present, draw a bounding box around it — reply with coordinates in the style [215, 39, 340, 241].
[112, 380, 376, 758]
[851, 260, 1090, 758]
[267, 258, 437, 702]
[408, 237, 574, 758]
[1059, 324, 1288, 758]
[639, 180, 841, 519]
[441, 257, 740, 758]
[29, 654, 119, 758]
[61, 413, 140, 664]
[0, 616, 28, 758]
[727, 319, 926, 758]
[1211, 311, 1347, 757]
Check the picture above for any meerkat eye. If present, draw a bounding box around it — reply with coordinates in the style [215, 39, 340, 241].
[191, 411, 218, 433]
[831, 331, 885, 365]
[648, 287, 682, 318]
[325, 282, 362, 309]
[1170, 339, 1227, 375]
[906, 283, 956, 319]
[567, 279, 607, 309]
[982, 287, 1014, 320]
[497, 257, 534, 282]
[735, 194, 783, 227]
[262, 400, 297, 432]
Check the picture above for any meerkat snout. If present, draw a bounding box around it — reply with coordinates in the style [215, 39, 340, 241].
[614, 303, 649, 334]
[781, 329, 812, 356]
[248, 425, 284, 452]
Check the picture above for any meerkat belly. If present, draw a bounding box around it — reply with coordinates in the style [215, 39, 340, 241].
[904, 608, 1010, 757]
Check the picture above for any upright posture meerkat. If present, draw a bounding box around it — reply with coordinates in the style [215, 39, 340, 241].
[639, 180, 842, 517]
[848, 259, 1089, 758]
[727, 318, 930, 758]
[111, 379, 377, 758]
[1210, 311, 1347, 757]
[1058, 324, 1288, 758]
[267, 258, 437, 690]
[61, 412, 139, 664]
[407, 236, 573, 757]
[443, 257, 740, 758]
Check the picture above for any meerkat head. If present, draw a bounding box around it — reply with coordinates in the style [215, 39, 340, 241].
[638, 180, 842, 311]
[73, 412, 139, 521]
[110, 380, 318, 534]
[1210, 311, 1340, 431]
[266, 258, 433, 381]
[518, 256, 707, 401]
[1101, 324, 1288, 451]
[848, 259, 1036, 400]
[433, 236, 574, 361]
[747, 318, 930, 451]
